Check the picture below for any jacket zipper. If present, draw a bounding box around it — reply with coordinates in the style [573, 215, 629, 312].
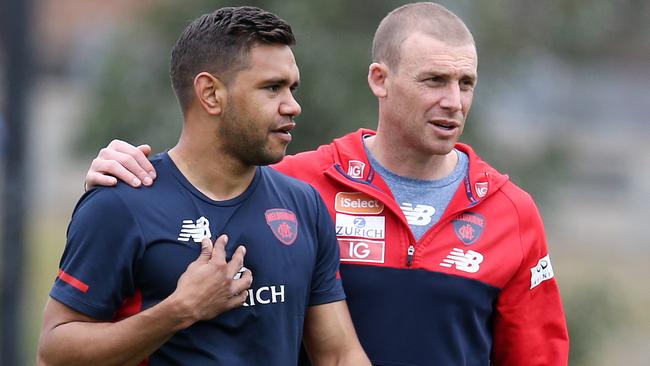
[324, 166, 487, 269]
[406, 244, 415, 267]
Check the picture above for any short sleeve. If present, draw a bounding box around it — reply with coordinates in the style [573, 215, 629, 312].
[49, 188, 144, 320]
[308, 186, 346, 306]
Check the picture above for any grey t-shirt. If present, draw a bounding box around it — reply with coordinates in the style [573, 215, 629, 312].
[365, 142, 468, 241]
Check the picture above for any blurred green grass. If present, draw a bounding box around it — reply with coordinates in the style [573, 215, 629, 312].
[25, 216, 69, 362]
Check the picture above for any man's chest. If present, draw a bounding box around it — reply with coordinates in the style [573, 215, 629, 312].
[134, 203, 318, 308]
[323, 189, 524, 288]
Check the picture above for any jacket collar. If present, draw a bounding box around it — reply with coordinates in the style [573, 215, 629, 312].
[326, 128, 510, 203]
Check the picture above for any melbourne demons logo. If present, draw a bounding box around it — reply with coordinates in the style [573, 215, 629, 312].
[452, 212, 485, 245]
[265, 209, 298, 245]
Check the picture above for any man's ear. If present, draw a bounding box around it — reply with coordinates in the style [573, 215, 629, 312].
[193, 72, 227, 115]
[367, 62, 389, 98]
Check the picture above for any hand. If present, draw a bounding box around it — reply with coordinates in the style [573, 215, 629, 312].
[85, 139, 157, 190]
[169, 235, 252, 326]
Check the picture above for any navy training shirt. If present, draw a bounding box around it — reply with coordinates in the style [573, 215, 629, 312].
[50, 152, 345, 365]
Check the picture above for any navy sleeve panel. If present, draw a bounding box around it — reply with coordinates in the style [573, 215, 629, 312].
[50, 187, 144, 320]
[307, 186, 346, 306]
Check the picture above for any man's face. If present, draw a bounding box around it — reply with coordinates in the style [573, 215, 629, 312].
[382, 32, 477, 156]
[219, 43, 301, 166]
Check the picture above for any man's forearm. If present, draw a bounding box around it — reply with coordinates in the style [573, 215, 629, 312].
[309, 348, 371, 366]
[303, 301, 371, 366]
[38, 298, 192, 366]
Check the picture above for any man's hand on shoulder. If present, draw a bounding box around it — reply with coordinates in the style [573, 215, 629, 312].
[84, 139, 157, 190]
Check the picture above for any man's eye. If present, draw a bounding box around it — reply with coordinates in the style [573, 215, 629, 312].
[267, 85, 280, 92]
[424, 76, 444, 85]
[460, 79, 475, 90]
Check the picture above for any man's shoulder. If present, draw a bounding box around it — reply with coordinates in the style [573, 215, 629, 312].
[77, 156, 175, 216]
[273, 129, 370, 179]
[458, 143, 542, 223]
[74, 183, 149, 220]
[273, 143, 335, 177]
[262, 165, 318, 195]
[495, 179, 537, 210]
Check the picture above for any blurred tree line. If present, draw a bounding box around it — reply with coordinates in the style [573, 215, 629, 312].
[74, 1, 648, 363]
[75, 0, 649, 195]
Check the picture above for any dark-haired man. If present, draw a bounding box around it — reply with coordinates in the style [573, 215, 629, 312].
[83, 3, 569, 365]
[37, 7, 369, 366]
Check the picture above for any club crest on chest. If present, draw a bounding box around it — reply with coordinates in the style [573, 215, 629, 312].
[265, 208, 298, 245]
[452, 212, 485, 245]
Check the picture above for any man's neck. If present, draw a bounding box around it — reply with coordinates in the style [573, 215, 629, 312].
[169, 134, 257, 201]
[365, 134, 458, 181]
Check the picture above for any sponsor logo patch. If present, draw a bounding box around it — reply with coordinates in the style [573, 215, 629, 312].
[335, 192, 384, 214]
[264, 209, 298, 245]
[347, 160, 366, 179]
[453, 212, 485, 245]
[339, 239, 385, 263]
[475, 181, 489, 198]
[178, 216, 211, 243]
[530, 255, 555, 289]
[440, 248, 484, 273]
[335, 213, 385, 239]
[242, 284, 286, 307]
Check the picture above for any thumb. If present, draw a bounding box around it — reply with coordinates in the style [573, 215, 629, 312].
[197, 237, 213, 263]
[137, 144, 152, 157]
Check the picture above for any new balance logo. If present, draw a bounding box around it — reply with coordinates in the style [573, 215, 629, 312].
[177, 216, 211, 243]
[440, 248, 484, 273]
[401, 203, 435, 226]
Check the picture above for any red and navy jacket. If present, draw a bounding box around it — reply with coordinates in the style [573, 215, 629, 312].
[275, 129, 569, 365]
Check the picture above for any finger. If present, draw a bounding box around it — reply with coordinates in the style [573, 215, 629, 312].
[106, 139, 142, 155]
[85, 171, 118, 190]
[98, 148, 152, 187]
[104, 140, 154, 180]
[228, 290, 249, 308]
[226, 245, 246, 278]
[210, 235, 228, 264]
[232, 266, 248, 280]
[91, 159, 143, 188]
[196, 237, 213, 263]
[232, 268, 253, 294]
[136, 144, 152, 157]
[135, 144, 157, 182]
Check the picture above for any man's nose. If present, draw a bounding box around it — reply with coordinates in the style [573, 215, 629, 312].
[280, 93, 301, 117]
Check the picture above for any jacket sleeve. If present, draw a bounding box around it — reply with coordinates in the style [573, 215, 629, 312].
[491, 195, 569, 365]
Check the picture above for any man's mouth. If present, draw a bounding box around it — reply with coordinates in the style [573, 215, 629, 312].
[270, 123, 296, 144]
[271, 122, 295, 135]
[429, 119, 461, 137]
[429, 119, 460, 131]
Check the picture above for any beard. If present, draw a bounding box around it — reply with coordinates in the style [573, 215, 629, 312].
[219, 105, 287, 166]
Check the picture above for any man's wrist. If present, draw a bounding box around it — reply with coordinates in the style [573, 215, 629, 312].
[156, 295, 197, 331]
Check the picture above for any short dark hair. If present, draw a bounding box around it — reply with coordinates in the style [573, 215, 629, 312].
[170, 6, 295, 111]
[372, 2, 474, 70]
